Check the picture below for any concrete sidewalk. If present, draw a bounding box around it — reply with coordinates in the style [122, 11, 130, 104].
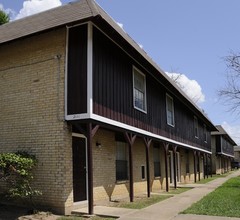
[73, 170, 240, 220]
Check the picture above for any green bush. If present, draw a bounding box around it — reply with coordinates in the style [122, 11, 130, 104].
[0, 151, 41, 208]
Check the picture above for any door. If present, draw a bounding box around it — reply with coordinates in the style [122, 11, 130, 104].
[72, 136, 87, 202]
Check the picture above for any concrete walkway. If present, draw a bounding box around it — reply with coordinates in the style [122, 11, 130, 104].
[73, 170, 240, 220]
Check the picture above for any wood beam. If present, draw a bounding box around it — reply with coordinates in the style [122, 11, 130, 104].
[206, 154, 209, 179]
[173, 145, 177, 189]
[198, 152, 201, 181]
[203, 153, 206, 179]
[143, 137, 152, 198]
[193, 150, 197, 183]
[124, 132, 136, 202]
[210, 154, 213, 177]
[85, 123, 99, 215]
[164, 143, 169, 192]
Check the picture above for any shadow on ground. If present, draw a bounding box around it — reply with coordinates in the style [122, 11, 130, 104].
[0, 204, 30, 220]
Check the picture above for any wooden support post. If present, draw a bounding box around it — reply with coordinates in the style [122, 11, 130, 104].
[143, 137, 152, 198]
[203, 153, 206, 179]
[164, 143, 169, 192]
[124, 132, 136, 202]
[210, 155, 213, 177]
[198, 152, 201, 181]
[193, 150, 197, 183]
[206, 154, 209, 179]
[173, 146, 177, 189]
[86, 123, 99, 215]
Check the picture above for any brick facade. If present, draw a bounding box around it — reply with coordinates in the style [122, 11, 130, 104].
[0, 28, 74, 213]
[91, 129, 201, 203]
[0, 25, 205, 215]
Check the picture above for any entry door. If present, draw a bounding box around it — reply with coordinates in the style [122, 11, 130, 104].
[72, 136, 87, 202]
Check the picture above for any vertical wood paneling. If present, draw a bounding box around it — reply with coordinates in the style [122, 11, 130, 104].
[67, 24, 87, 115]
[92, 26, 211, 151]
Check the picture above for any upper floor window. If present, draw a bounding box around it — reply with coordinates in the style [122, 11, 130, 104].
[133, 67, 146, 112]
[203, 124, 207, 142]
[194, 116, 199, 138]
[166, 94, 175, 126]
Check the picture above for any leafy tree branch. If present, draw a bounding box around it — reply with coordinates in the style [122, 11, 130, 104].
[0, 151, 41, 209]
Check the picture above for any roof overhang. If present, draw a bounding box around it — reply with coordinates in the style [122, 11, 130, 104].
[217, 152, 234, 158]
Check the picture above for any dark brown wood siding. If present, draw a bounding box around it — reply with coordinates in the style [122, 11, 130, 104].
[67, 24, 87, 115]
[92, 26, 211, 151]
[220, 136, 234, 156]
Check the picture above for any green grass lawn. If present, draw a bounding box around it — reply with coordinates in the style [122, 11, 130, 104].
[57, 187, 192, 219]
[113, 195, 172, 209]
[195, 173, 229, 184]
[182, 176, 240, 218]
[166, 187, 193, 194]
[111, 187, 192, 209]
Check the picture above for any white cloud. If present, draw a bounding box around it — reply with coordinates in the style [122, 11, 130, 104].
[166, 72, 205, 105]
[117, 22, 123, 29]
[138, 43, 143, 49]
[221, 121, 240, 145]
[116, 21, 143, 49]
[15, 0, 62, 20]
[0, 4, 16, 20]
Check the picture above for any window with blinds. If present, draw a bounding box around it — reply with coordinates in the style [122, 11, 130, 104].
[133, 67, 146, 112]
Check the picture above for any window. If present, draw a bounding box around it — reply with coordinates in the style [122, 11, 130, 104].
[153, 146, 161, 177]
[133, 67, 146, 112]
[194, 116, 199, 138]
[203, 124, 207, 142]
[116, 141, 128, 181]
[166, 94, 175, 126]
[141, 165, 145, 180]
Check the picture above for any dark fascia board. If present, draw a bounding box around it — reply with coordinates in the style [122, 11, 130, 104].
[216, 152, 234, 158]
[0, 0, 216, 131]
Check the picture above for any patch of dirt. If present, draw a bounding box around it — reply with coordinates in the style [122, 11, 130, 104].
[0, 204, 60, 220]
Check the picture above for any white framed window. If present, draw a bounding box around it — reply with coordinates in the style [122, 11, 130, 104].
[194, 116, 199, 138]
[133, 67, 147, 112]
[166, 94, 175, 126]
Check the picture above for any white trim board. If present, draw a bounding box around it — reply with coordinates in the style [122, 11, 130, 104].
[66, 112, 212, 154]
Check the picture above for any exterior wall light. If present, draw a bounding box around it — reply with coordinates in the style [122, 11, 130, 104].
[96, 142, 102, 148]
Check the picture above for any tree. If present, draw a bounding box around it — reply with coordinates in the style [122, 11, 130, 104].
[218, 51, 240, 114]
[0, 10, 10, 25]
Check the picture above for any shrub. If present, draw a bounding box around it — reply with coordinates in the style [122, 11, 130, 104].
[0, 151, 41, 208]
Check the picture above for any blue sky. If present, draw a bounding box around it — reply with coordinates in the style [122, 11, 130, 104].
[1, 0, 240, 144]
